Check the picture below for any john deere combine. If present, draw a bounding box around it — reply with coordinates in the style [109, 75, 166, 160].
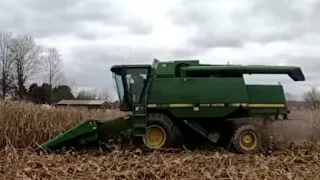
[36, 59, 305, 154]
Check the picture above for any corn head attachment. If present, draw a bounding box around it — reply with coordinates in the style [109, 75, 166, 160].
[35, 116, 133, 153]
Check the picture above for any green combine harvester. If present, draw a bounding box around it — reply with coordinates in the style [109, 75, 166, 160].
[36, 59, 305, 154]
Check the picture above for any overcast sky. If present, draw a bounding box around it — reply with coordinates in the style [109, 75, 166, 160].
[1, 0, 320, 101]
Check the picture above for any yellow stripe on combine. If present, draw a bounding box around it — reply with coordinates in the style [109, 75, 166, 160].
[147, 104, 194, 108]
[246, 104, 285, 108]
[147, 104, 157, 108]
[147, 103, 285, 108]
[169, 104, 194, 107]
[229, 103, 247, 107]
[229, 103, 285, 107]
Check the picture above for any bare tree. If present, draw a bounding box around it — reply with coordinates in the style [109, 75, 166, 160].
[42, 47, 65, 104]
[43, 47, 64, 86]
[66, 78, 78, 96]
[97, 88, 110, 101]
[303, 87, 320, 109]
[76, 90, 97, 100]
[0, 32, 15, 99]
[7, 35, 43, 99]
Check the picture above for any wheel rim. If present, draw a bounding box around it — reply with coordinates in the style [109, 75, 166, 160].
[239, 131, 258, 150]
[143, 125, 166, 149]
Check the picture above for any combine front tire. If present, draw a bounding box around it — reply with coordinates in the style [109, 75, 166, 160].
[232, 124, 262, 154]
[142, 113, 181, 149]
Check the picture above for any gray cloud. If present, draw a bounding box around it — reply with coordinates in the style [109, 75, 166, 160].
[0, 0, 153, 39]
[288, 56, 320, 82]
[163, 0, 320, 99]
[2, 0, 319, 100]
[64, 44, 169, 94]
[168, 0, 319, 49]
[169, 46, 206, 58]
[189, 32, 244, 48]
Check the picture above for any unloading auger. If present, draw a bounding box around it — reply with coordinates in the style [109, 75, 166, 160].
[36, 59, 305, 154]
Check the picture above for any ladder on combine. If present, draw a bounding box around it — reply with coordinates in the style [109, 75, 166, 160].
[131, 71, 153, 138]
[132, 96, 148, 137]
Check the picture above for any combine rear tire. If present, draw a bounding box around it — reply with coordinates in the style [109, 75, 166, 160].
[142, 113, 181, 149]
[232, 124, 262, 154]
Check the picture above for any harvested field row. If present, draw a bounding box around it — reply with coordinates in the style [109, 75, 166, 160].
[1, 141, 320, 180]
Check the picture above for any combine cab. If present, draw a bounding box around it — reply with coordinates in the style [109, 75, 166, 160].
[36, 59, 305, 154]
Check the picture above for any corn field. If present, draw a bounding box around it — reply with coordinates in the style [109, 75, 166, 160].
[0, 100, 127, 149]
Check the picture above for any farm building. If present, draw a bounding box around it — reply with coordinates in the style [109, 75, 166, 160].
[55, 100, 112, 109]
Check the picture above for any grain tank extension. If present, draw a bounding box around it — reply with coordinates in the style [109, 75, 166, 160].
[36, 59, 305, 154]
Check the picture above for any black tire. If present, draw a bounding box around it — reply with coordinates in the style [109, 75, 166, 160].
[232, 124, 262, 154]
[142, 113, 181, 149]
